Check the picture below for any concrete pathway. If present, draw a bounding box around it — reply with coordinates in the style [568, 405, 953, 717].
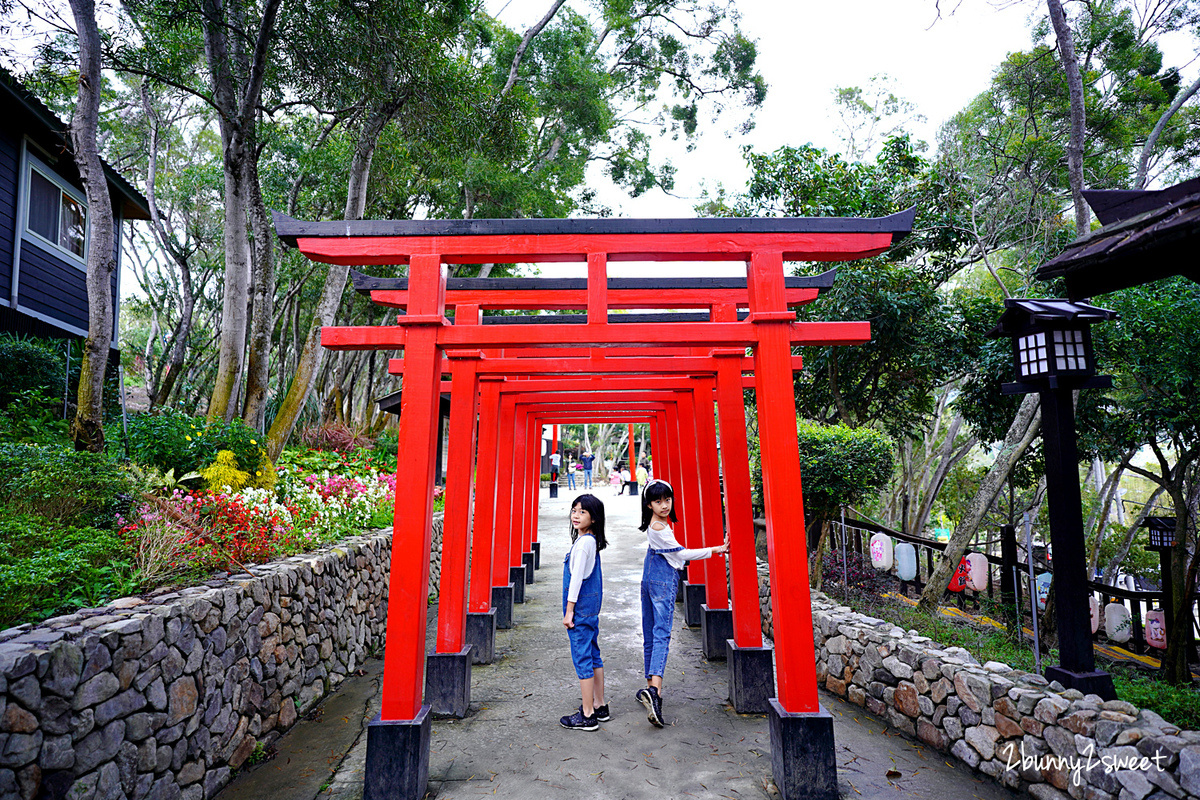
[219, 488, 1019, 799]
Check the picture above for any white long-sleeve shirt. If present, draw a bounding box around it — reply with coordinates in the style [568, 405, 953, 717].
[566, 534, 598, 603]
[647, 522, 717, 569]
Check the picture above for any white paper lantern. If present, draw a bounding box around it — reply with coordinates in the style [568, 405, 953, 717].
[1105, 602, 1132, 644]
[895, 542, 917, 581]
[869, 533, 893, 570]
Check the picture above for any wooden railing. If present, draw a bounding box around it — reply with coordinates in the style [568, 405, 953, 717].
[830, 514, 1199, 658]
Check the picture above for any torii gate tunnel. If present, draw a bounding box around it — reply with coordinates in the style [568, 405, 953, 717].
[275, 210, 915, 800]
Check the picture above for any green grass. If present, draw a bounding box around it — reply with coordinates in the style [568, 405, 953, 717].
[823, 584, 1200, 731]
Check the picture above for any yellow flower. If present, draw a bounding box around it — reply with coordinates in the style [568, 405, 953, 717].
[185, 435, 192, 441]
[256, 471, 262, 476]
[250, 439, 257, 444]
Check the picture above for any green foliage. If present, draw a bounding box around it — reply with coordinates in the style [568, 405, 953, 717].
[0, 334, 65, 407]
[201, 450, 251, 493]
[796, 422, 894, 523]
[0, 444, 135, 528]
[1110, 665, 1200, 732]
[126, 409, 266, 476]
[0, 388, 71, 445]
[0, 510, 134, 628]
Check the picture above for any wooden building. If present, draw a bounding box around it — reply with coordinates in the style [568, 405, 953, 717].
[0, 69, 148, 346]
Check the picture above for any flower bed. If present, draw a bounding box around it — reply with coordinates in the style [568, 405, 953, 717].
[0, 439, 430, 630]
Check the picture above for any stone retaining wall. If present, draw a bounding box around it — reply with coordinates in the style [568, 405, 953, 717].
[757, 568, 1200, 800]
[0, 513, 443, 800]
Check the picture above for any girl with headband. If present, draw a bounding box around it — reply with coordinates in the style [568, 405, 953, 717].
[635, 478, 727, 728]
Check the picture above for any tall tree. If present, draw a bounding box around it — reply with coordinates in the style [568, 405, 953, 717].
[65, 0, 116, 451]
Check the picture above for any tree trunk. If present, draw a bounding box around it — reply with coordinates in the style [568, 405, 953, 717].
[202, 0, 281, 421]
[919, 393, 1041, 612]
[1046, 0, 1090, 237]
[241, 150, 275, 428]
[265, 99, 403, 460]
[67, 0, 116, 452]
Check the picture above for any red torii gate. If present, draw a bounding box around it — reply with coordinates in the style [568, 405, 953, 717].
[277, 210, 913, 800]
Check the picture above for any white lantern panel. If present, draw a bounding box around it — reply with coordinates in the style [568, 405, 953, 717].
[895, 542, 917, 581]
[869, 533, 893, 570]
[1105, 602, 1132, 643]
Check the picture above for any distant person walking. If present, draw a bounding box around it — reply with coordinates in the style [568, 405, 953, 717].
[635, 462, 648, 493]
[567, 457, 578, 490]
[550, 450, 561, 483]
[581, 452, 595, 489]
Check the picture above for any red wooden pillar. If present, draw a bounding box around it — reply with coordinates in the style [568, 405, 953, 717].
[425, 344, 480, 716]
[467, 377, 503, 656]
[379, 252, 446, 722]
[435, 348, 481, 652]
[508, 405, 530, 603]
[627, 423, 636, 488]
[748, 249, 819, 714]
[712, 348, 764, 648]
[693, 375, 728, 609]
[523, 412, 539, 581]
[491, 393, 518, 624]
[713, 341, 774, 713]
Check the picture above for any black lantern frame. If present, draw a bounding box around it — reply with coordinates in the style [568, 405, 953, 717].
[1144, 516, 1177, 550]
[991, 299, 1117, 394]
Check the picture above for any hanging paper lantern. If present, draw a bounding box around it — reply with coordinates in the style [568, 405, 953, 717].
[895, 542, 917, 581]
[1089, 596, 1100, 634]
[1145, 609, 1167, 650]
[1034, 572, 1052, 611]
[948, 556, 971, 592]
[1105, 602, 1132, 643]
[869, 534, 893, 570]
[965, 553, 989, 592]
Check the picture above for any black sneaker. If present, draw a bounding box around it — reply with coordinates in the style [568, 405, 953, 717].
[594, 704, 611, 722]
[639, 687, 665, 728]
[560, 707, 599, 731]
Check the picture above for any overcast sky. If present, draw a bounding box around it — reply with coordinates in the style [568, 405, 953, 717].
[490, 0, 1042, 275]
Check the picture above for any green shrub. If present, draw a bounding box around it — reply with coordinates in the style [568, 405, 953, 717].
[201, 450, 250, 492]
[0, 388, 70, 444]
[126, 408, 204, 475]
[126, 409, 265, 476]
[0, 334, 65, 407]
[372, 430, 398, 470]
[0, 510, 133, 627]
[0, 444, 135, 527]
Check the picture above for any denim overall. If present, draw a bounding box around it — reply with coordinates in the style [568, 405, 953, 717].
[563, 536, 604, 680]
[641, 545, 682, 679]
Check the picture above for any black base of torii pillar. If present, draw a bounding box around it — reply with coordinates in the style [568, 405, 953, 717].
[727, 641, 775, 713]
[769, 700, 838, 800]
[363, 707, 431, 800]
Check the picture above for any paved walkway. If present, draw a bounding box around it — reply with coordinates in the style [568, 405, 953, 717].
[219, 489, 1019, 799]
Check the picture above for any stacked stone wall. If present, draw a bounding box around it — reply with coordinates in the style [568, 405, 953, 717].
[757, 568, 1200, 800]
[0, 514, 443, 800]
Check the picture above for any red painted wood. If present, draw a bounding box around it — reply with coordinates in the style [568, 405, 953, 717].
[468, 380, 502, 613]
[327, 320, 869, 352]
[379, 254, 445, 722]
[714, 346, 764, 647]
[370, 287, 820, 310]
[692, 374, 728, 610]
[490, 395, 517, 590]
[436, 354, 480, 653]
[748, 250, 819, 714]
[296, 231, 894, 265]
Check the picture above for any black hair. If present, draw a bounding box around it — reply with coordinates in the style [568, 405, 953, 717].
[570, 493, 607, 552]
[639, 480, 677, 532]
